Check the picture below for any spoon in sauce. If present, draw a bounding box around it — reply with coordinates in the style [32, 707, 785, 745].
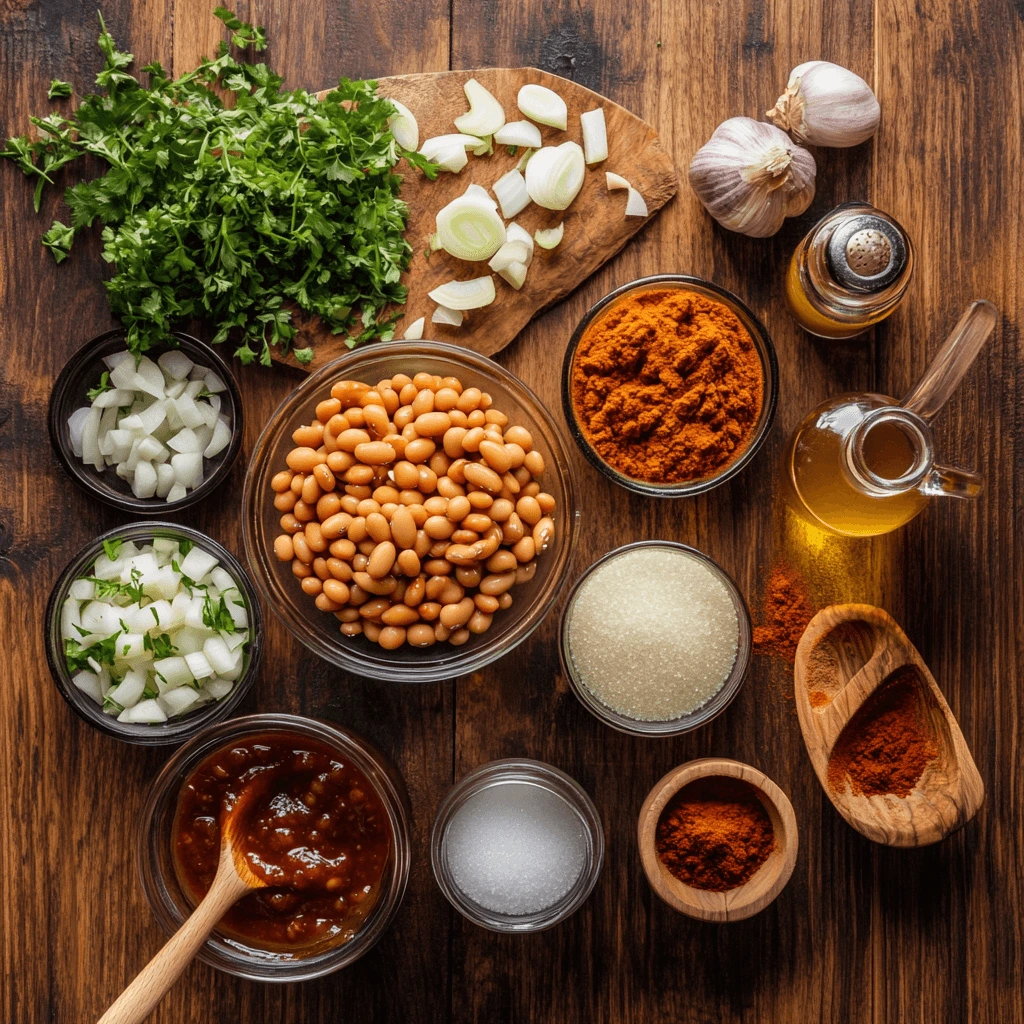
[97, 789, 267, 1024]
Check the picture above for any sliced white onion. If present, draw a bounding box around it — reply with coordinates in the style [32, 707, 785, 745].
[498, 261, 528, 290]
[422, 142, 468, 174]
[581, 108, 608, 165]
[524, 142, 585, 211]
[428, 276, 496, 311]
[505, 222, 535, 264]
[431, 305, 464, 327]
[67, 407, 91, 458]
[435, 194, 506, 261]
[403, 316, 426, 340]
[492, 168, 531, 218]
[534, 222, 564, 249]
[488, 240, 532, 272]
[606, 172, 631, 190]
[517, 84, 567, 130]
[419, 134, 483, 161]
[454, 78, 506, 137]
[493, 120, 543, 149]
[516, 148, 534, 173]
[388, 98, 419, 151]
[463, 182, 498, 209]
[429, 232, 442, 251]
[625, 187, 649, 218]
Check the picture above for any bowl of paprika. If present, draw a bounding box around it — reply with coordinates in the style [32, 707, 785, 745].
[562, 276, 778, 497]
[637, 757, 798, 922]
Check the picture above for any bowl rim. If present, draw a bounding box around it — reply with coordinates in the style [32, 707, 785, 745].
[47, 327, 244, 515]
[559, 540, 752, 736]
[135, 712, 412, 980]
[636, 757, 799, 922]
[44, 521, 264, 746]
[429, 757, 605, 933]
[560, 274, 780, 498]
[241, 338, 580, 683]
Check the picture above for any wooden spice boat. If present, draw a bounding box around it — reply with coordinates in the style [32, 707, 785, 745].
[794, 604, 984, 847]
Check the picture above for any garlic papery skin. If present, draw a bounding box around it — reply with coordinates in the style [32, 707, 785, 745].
[687, 117, 816, 237]
[767, 61, 880, 147]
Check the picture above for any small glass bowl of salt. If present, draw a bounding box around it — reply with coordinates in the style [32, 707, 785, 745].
[431, 759, 604, 933]
[560, 541, 752, 737]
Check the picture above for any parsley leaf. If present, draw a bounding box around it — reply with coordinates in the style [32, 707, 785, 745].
[143, 632, 177, 658]
[48, 79, 73, 99]
[102, 538, 123, 561]
[202, 592, 237, 632]
[87, 371, 112, 401]
[3, 9, 437, 364]
[65, 632, 120, 673]
[86, 568, 143, 604]
[177, 538, 193, 557]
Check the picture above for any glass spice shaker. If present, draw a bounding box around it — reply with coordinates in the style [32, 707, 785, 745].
[785, 201, 914, 339]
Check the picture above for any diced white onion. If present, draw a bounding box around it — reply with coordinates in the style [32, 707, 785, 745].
[625, 187, 649, 218]
[463, 182, 498, 209]
[491, 168, 531, 218]
[488, 240, 532, 273]
[430, 143, 468, 174]
[493, 120, 543, 148]
[388, 98, 419, 151]
[432, 305, 465, 327]
[517, 84, 568, 130]
[534, 222, 564, 249]
[516, 148, 534, 173]
[419, 134, 484, 163]
[498, 261, 529, 290]
[158, 350, 193, 380]
[505, 223, 535, 264]
[428, 276, 496, 311]
[454, 78, 506, 137]
[606, 171, 631, 190]
[435, 195, 507, 261]
[525, 142, 586, 211]
[67, 407, 91, 458]
[403, 316, 426, 340]
[581, 108, 608, 164]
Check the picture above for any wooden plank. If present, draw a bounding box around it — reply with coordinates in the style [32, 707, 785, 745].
[274, 68, 678, 369]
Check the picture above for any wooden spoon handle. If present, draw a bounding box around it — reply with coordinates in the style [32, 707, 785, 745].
[97, 867, 251, 1024]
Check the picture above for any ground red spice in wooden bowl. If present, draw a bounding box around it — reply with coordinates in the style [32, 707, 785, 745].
[655, 776, 775, 892]
[826, 667, 939, 798]
[569, 287, 764, 484]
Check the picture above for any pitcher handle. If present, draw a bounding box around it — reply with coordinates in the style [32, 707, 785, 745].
[901, 300, 998, 422]
[920, 465, 983, 499]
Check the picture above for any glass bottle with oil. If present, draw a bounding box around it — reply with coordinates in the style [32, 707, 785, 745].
[783, 301, 997, 537]
[786, 201, 914, 338]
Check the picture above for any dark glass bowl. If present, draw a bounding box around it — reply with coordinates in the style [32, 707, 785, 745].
[45, 522, 264, 746]
[561, 275, 779, 498]
[48, 329, 244, 514]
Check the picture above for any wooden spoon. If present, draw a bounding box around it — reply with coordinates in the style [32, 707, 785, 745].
[794, 604, 984, 847]
[97, 804, 266, 1024]
[637, 758, 798, 922]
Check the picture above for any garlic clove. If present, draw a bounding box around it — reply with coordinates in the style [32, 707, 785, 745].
[687, 117, 816, 237]
[767, 60, 880, 148]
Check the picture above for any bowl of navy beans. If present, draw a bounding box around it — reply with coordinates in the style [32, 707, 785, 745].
[241, 340, 579, 683]
[45, 522, 263, 745]
[48, 328, 243, 514]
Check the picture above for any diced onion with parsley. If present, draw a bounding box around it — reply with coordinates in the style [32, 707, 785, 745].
[525, 142, 586, 211]
[61, 536, 251, 724]
[69, 350, 232, 503]
[435, 194, 507, 261]
[428, 276, 497, 311]
[517, 84, 568, 130]
[454, 78, 506, 138]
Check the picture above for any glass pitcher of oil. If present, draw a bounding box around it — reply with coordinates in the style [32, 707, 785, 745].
[783, 300, 998, 537]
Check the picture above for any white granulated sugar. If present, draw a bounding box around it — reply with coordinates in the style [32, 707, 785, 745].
[446, 782, 587, 916]
[567, 547, 739, 721]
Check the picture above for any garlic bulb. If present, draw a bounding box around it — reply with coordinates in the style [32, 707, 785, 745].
[767, 61, 880, 147]
[687, 117, 816, 237]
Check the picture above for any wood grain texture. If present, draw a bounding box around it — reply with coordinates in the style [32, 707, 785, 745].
[276, 68, 678, 368]
[637, 758, 799, 922]
[794, 605, 984, 847]
[0, 1, 1021, 1023]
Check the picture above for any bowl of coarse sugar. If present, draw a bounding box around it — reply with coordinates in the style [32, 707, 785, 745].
[561, 275, 778, 498]
[559, 541, 752, 736]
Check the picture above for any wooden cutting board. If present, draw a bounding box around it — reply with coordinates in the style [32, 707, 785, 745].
[275, 67, 678, 370]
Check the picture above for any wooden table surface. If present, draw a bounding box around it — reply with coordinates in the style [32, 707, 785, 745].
[1, 1, 1021, 1022]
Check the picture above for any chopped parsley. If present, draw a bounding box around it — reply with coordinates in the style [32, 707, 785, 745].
[87, 371, 112, 401]
[177, 538, 193, 557]
[102, 538, 123, 561]
[2, 8, 437, 364]
[202, 592, 237, 633]
[87, 568, 143, 604]
[143, 632, 177, 658]
[65, 632, 120, 673]
[507, 145, 518, 156]
[48, 79, 73, 99]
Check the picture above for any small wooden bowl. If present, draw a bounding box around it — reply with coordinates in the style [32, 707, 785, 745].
[637, 758, 798, 923]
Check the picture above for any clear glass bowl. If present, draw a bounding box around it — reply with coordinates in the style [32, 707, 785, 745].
[430, 758, 604, 933]
[136, 713, 412, 981]
[559, 541, 752, 736]
[561, 275, 779, 497]
[47, 328, 244, 514]
[241, 340, 579, 683]
[44, 522, 264, 746]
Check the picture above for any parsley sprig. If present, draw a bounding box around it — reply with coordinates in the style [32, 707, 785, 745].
[2, 8, 436, 365]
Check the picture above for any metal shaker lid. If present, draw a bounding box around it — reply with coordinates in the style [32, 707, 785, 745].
[826, 213, 908, 292]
